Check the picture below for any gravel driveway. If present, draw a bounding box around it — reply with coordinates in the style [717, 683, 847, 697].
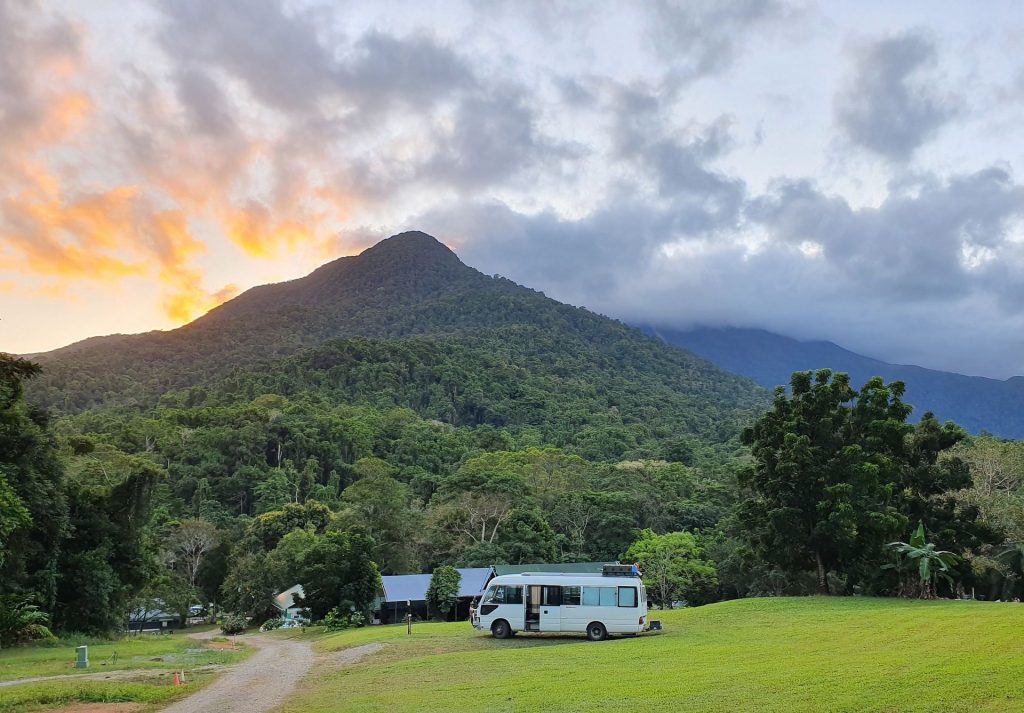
[159, 633, 313, 713]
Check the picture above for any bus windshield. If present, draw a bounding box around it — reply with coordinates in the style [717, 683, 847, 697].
[483, 585, 523, 604]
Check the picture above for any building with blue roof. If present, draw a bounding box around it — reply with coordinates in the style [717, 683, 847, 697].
[375, 567, 493, 623]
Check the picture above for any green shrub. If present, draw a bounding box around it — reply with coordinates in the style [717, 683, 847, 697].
[323, 607, 348, 632]
[220, 614, 246, 635]
[0, 596, 56, 648]
[323, 607, 367, 631]
[259, 618, 283, 632]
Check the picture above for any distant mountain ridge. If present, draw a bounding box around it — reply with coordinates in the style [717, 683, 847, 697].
[650, 326, 1024, 439]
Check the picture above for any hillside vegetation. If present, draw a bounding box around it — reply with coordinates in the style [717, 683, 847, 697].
[280, 597, 1024, 713]
[28, 233, 764, 426]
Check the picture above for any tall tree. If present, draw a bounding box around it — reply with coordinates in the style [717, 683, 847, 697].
[624, 529, 718, 608]
[168, 519, 218, 588]
[426, 566, 461, 620]
[54, 448, 161, 632]
[340, 473, 419, 574]
[740, 370, 978, 595]
[0, 354, 67, 609]
[740, 370, 875, 593]
[297, 530, 381, 620]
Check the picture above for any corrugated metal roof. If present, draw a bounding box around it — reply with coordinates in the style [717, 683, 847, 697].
[273, 584, 305, 611]
[380, 567, 493, 603]
[492, 562, 615, 575]
[458, 567, 493, 598]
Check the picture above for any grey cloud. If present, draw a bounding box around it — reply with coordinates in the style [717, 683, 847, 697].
[0, 0, 82, 146]
[420, 85, 579, 191]
[158, 0, 475, 118]
[834, 31, 960, 161]
[154, 0, 555, 200]
[553, 76, 597, 108]
[413, 162, 1024, 378]
[174, 67, 237, 136]
[609, 86, 745, 228]
[645, 0, 785, 82]
[338, 31, 476, 115]
[749, 168, 1024, 301]
[418, 199, 671, 305]
[158, 0, 337, 112]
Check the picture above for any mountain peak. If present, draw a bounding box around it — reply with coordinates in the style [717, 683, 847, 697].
[358, 230, 459, 263]
[364, 231, 452, 253]
[190, 230, 481, 325]
[334, 230, 466, 282]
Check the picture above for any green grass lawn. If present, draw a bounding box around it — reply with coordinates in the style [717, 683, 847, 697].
[0, 672, 219, 713]
[280, 597, 1024, 713]
[0, 631, 247, 682]
[0, 629, 250, 713]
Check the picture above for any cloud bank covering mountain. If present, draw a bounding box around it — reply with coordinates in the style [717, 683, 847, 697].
[3, 1, 1024, 379]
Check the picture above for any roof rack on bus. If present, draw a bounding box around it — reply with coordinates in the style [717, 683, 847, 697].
[515, 572, 602, 577]
[602, 564, 641, 577]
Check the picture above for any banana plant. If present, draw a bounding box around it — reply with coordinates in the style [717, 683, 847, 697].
[888, 523, 959, 599]
[0, 596, 54, 649]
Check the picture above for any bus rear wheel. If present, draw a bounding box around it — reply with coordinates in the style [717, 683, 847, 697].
[587, 622, 608, 641]
[491, 620, 513, 639]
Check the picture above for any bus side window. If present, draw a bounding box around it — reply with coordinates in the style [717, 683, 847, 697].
[506, 586, 523, 604]
[563, 586, 581, 605]
[542, 586, 562, 606]
[618, 587, 637, 607]
[582, 587, 600, 606]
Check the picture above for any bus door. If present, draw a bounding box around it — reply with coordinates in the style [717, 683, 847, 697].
[527, 585, 542, 629]
[540, 585, 561, 632]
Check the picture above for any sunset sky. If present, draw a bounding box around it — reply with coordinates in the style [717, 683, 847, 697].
[4, 1, 1024, 377]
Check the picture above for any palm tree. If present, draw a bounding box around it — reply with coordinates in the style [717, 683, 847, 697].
[0, 596, 54, 649]
[888, 523, 959, 599]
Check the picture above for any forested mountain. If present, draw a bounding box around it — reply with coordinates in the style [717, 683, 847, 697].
[27, 232, 767, 458]
[650, 326, 1024, 439]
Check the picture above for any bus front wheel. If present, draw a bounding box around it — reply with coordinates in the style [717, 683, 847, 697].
[587, 622, 608, 641]
[491, 620, 513, 639]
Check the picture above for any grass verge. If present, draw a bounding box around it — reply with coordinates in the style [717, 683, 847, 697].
[0, 671, 217, 713]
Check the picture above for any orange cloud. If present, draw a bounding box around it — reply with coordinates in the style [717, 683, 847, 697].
[3, 3, 371, 337]
[223, 201, 319, 258]
[161, 271, 240, 323]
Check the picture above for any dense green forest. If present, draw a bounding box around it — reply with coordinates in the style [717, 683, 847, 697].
[4, 232, 1024, 640]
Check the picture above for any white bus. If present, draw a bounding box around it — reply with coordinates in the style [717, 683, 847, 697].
[470, 567, 648, 641]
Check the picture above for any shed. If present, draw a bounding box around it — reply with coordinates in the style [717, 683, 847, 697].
[376, 567, 492, 623]
[127, 608, 182, 633]
[273, 584, 308, 622]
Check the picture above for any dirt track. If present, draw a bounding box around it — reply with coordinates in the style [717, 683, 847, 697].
[158, 633, 313, 713]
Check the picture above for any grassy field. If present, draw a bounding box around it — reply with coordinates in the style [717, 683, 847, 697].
[0, 630, 249, 712]
[0, 630, 246, 681]
[279, 597, 1024, 713]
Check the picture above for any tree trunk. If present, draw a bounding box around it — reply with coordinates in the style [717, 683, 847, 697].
[815, 550, 830, 595]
